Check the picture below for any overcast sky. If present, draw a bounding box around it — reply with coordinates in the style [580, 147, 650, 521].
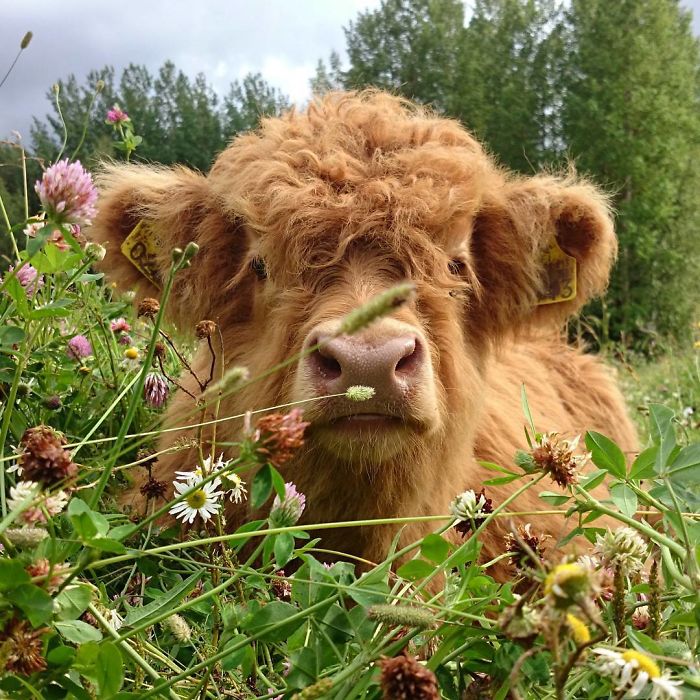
[1, 0, 698, 142]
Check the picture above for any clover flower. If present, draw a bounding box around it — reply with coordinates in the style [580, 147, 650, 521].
[6, 263, 43, 296]
[66, 334, 93, 360]
[531, 432, 588, 487]
[84, 242, 106, 261]
[18, 425, 77, 486]
[140, 477, 168, 501]
[35, 159, 98, 226]
[169, 479, 223, 524]
[7, 481, 40, 510]
[110, 318, 131, 333]
[144, 372, 169, 408]
[592, 648, 683, 699]
[26, 558, 69, 592]
[270, 482, 306, 527]
[137, 297, 160, 318]
[450, 488, 493, 536]
[106, 105, 129, 124]
[254, 409, 309, 467]
[195, 320, 217, 339]
[0, 618, 48, 676]
[504, 523, 547, 572]
[594, 527, 648, 576]
[379, 653, 438, 700]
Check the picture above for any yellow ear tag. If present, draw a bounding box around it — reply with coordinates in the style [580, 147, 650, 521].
[120, 220, 164, 288]
[537, 239, 577, 305]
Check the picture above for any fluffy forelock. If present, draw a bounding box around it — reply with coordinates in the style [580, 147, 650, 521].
[208, 90, 502, 282]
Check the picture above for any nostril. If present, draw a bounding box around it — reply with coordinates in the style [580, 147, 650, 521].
[309, 340, 343, 381]
[394, 337, 421, 375]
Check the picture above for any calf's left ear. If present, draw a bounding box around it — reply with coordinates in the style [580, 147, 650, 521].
[468, 174, 617, 338]
[89, 163, 249, 330]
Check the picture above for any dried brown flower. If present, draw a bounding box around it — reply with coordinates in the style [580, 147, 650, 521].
[0, 619, 48, 676]
[153, 341, 167, 360]
[504, 523, 548, 572]
[254, 409, 310, 467]
[271, 571, 292, 601]
[140, 477, 168, 500]
[19, 425, 76, 486]
[195, 320, 217, 339]
[531, 433, 586, 488]
[137, 297, 160, 318]
[379, 653, 439, 700]
[136, 449, 158, 467]
[26, 558, 69, 593]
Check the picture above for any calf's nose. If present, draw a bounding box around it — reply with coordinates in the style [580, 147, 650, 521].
[305, 332, 424, 398]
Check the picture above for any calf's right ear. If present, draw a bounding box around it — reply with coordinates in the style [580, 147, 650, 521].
[89, 163, 249, 329]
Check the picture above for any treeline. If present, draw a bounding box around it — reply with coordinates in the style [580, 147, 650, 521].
[2, 0, 699, 349]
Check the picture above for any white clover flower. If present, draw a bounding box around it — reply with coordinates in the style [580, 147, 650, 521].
[106, 608, 124, 631]
[44, 490, 69, 517]
[169, 479, 223, 524]
[7, 481, 40, 510]
[164, 614, 192, 642]
[594, 527, 648, 575]
[592, 648, 683, 699]
[345, 385, 376, 402]
[450, 489, 490, 522]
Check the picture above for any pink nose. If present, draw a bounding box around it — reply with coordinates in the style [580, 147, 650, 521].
[305, 332, 424, 398]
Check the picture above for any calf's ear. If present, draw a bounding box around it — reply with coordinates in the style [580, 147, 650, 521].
[89, 163, 249, 330]
[468, 174, 617, 339]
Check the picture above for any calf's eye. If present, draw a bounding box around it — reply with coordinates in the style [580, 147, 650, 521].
[448, 258, 466, 276]
[250, 256, 267, 280]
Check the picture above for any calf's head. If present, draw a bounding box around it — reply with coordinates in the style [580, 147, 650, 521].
[90, 91, 616, 482]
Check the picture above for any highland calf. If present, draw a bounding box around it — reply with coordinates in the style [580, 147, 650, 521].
[90, 91, 637, 571]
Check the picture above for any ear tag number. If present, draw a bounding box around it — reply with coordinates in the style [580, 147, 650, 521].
[121, 220, 164, 288]
[537, 239, 577, 306]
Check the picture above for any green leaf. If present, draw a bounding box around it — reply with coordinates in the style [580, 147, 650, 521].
[29, 299, 73, 319]
[55, 619, 103, 643]
[396, 559, 435, 581]
[83, 537, 127, 553]
[629, 446, 657, 480]
[585, 431, 627, 478]
[610, 482, 638, 518]
[54, 583, 93, 621]
[122, 572, 201, 628]
[648, 404, 676, 473]
[577, 468, 608, 491]
[220, 634, 254, 671]
[270, 465, 286, 498]
[420, 534, 450, 564]
[241, 601, 304, 642]
[666, 444, 700, 486]
[286, 646, 318, 689]
[68, 498, 110, 539]
[0, 325, 25, 347]
[520, 384, 536, 441]
[0, 559, 30, 591]
[483, 474, 521, 485]
[8, 584, 53, 626]
[95, 641, 124, 698]
[478, 461, 520, 476]
[251, 464, 272, 510]
[539, 491, 570, 506]
[4, 275, 29, 317]
[274, 531, 296, 568]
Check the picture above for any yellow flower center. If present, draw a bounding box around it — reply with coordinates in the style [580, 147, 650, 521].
[566, 613, 591, 645]
[622, 650, 660, 678]
[124, 347, 139, 359]
[186, 490, 207, 509]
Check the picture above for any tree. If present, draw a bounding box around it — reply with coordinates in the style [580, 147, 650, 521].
[343, 0, 465, 111]
[310, 52, 344, 95]
[222, 73, 289, 136]
[558, 0, 700, 346]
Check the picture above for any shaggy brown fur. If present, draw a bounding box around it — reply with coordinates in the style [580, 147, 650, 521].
[89, 90, 637, 573]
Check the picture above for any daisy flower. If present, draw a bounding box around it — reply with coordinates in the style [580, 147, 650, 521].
[169, 479, 223, 525]
[221, 472, 247, 503]
[592, 648, 683, 699]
